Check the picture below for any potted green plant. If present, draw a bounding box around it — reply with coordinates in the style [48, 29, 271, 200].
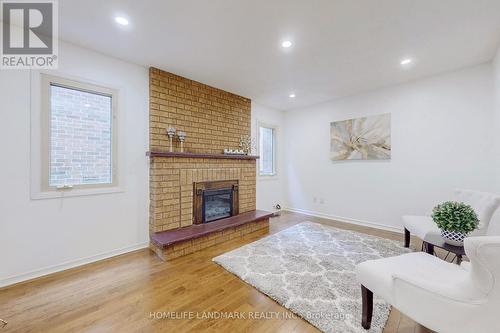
[431, 201, 479, 246]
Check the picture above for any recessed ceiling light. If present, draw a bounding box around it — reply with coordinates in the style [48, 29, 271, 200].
[115, 16, 129, 26]
[400, 58, 413, 65]
[281, 40, 292, 48]
[84, 103, 91, 108]
[289, 93, 296, 98]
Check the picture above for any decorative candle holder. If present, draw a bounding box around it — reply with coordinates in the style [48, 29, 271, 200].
[177, 131, 186, 152]
[167, 127, 176, 152]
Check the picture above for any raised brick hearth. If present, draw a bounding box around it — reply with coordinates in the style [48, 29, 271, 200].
[150, 210, 272, 261]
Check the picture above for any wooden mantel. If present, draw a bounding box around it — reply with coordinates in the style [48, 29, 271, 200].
[146, 151, 259, 160]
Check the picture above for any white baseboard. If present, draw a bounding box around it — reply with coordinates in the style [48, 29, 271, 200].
[284, 207, 402, 234]
[0, 241, 149, 288]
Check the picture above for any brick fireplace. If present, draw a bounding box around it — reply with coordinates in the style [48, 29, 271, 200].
[149, 157, 256, 232]
[147, 68, 270, 260]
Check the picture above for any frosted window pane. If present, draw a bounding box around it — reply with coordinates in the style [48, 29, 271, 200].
[259, 126, 274, 175]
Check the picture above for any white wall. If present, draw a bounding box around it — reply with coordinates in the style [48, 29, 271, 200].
[490, 47, 500, 235]
[0, 42, 149, 287]
[494, 47, 500, 191]
[251, 102, 286, 212]
[284, 64, 496, 231]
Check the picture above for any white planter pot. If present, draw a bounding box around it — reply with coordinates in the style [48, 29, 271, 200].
[440, 229, 467, 246]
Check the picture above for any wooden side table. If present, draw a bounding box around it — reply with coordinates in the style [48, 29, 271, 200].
[423, 234, 466, 264]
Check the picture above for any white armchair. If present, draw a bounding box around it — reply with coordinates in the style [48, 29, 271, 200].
[403, 189, 500, 247]
[356, 236, 500, 333]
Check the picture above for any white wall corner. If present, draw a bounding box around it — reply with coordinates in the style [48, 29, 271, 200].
[251, 102, 287, 212]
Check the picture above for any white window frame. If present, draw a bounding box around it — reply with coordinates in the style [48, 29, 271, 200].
[257, 122, 277, 177]
[31, 72, 123, 199]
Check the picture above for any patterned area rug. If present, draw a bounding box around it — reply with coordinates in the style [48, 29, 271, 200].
[213, 222, 411, 333]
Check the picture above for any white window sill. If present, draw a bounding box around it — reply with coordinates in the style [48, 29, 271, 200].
[258, 173, 278, 181]
[31, 186, 124, 200]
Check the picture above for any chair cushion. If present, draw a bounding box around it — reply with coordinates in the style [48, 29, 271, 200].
[402, 215, 440, 240]
[356, 252, 480, 305]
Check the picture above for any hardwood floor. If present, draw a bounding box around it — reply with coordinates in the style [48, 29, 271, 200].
[0, 212, 434, 333]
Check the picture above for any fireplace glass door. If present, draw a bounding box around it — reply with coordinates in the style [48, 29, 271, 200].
[202, 188, 233, 223]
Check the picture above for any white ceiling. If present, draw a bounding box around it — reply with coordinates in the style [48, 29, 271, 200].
[59, 0, 500, 110]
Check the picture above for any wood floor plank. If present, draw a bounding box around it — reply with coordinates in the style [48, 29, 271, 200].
[0, 211, 433, 333]
[384, 307, 402, 333]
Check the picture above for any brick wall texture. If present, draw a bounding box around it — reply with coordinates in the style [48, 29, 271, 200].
[149, 67, 251, 153]
[150, 158, 256, 232]
[149, 68, 256, 233]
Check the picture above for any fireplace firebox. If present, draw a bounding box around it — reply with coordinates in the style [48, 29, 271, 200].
[203, 188, 233, 222]
[193, 180, 239, 224]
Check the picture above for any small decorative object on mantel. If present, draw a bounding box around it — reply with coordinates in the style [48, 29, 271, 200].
[432, 201, 479, 246]
[224, 148, 245, 155]
[239, 135, 256, 155]
[166, 127, 176, 152]
[177, 131, 186, 152]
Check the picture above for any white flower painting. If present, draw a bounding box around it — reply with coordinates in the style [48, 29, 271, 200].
[330, 113, 391, 160]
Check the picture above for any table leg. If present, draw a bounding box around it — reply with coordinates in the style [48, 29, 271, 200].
[404, 228, 410, 248]
[424, 242, 434, 255]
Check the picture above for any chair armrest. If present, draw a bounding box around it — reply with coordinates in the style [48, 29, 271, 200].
[392, 273, 486, 305]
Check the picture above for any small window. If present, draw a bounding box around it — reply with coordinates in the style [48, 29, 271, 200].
[41, 74, 118, 192]
[258, 125, 276, 176]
